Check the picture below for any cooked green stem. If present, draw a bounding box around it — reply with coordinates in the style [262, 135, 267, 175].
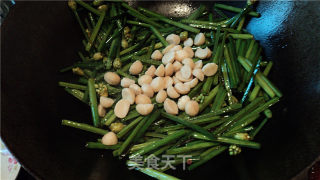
[221, 63, 233, 105]
[86, 142, 121, 150]
[192, 133, 261, 149]
[129, 140, 157, 153]
[88, 78, 100, 127]
[224, 45, 238, 88]
[187, 24, 239, 33]
[264, 109, 273, 118]
[59, 81, 87, 90]
[116, 116, 149, 155]
[120, 48, 148, 62]
[187, 4, 207, 20]
[150, 26, 169, 46]
[86, 11, 106, 51]
[122, 110, 140, 122]
[147, 40, 155, 58]
[211, 86, 227, 112]
[238, 56, 282, 98]
[181, 19, 228, 27]
[249, 61, 273, 101]
[214, 3, 260, 17]
[104, 113, 117, 126]
[108, 36, 120, 60]
[188, 82, 204, 98]
[117, 116, 144, 139]
[62, 120, 108, 135]
[166, 142, 218, 155]
[64, 88, 87, 104]
[201, 76, 214, 95]
[76, 0, 102, 16]
[138, 7, 200, 33]
[199, 85, 220, 112]
[237, 17, 246, 31]
[127, 161, 180, 180]
[212, 26, 221, 60]
[124, 6, 164, 28]
[161, 111, 215, 140]
[110, 4, 122, 29]
[120, 43, 141, 56]
[157, 116, 221, 133]
[229, 97, 279, 131]
[213, 97, 264, 135]
[116, 69, 138, 82]
[145, 132, 167, 139]
[229, 33, 254, 39]
[129, 130, 190, 158]
[97, 23, 116, 52]
[133, 109, 161, 142]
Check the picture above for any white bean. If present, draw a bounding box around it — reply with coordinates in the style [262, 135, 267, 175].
[129, 84, 142, 95]
[135, 94, 151, 104]
[180, 65, 192, 79]
[165, 63, 174, 76]
[129, 60, 143, 75]
[202, 63, 218, 76]
[150, 77, 164, 92]
[138, 74, 152, 86]
[100, 97, 114, 108]
[172, 76, 182, 85]
[167, 85, 180, 99]
[183, 37, 193, 47]
[183, 46, 194, 58]
[173, 61, 183, 72]
[168, 45, 182, 53]
[162, 51, 175, 65]
[185, 100, 199, 116]
[192, 68, 204, 81]
[177, 95, 191, 111]
[164, 98, 179, 115]
[121, 77, 135, 88]
[164, 76, 173, 89]
[166, 34, 180, 45]
[156, 89, 167, 103]
[104, 72, 120, 85]
[151, 50, 163, 60]
[102, 132, 118, 145]
[175, 50, 189, 62]
[174, 82, 190, 95]
[182, 58, 195, 69]
[194, 33, 205, 46]
[98, 104, 106, 117]
[114, 99, 130, 118]
[205, 47, 212, 58]
[184, 78, 198, 88]
[122, 88, 135, 104]
[141, 84, 154, 97]
[162, 44, 175, 54]
[194, 60, 203, 69]
[195, 47, 209, 59]
[155, 64, 165, 77]
[136, 104, 154, 115]
[145, 65, 156, 77]
[175, 71, 193, 82]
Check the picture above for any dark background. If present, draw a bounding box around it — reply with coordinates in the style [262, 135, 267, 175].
[1, 1, 320, 180]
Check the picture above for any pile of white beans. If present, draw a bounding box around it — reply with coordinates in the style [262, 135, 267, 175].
[99, 32, 218, 120]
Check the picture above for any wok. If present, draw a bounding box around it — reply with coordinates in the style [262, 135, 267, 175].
[1, 1, 320, 180]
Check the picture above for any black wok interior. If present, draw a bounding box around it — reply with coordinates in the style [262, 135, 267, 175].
[1, 1, 320, 180]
